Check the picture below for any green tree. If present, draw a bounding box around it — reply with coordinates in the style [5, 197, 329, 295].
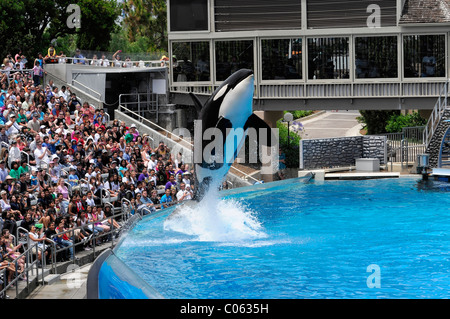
[357, 110, 400, 135]
[0, 0, 120, 62]
[122, 0, 168, 52]
[0, 0, 60, 60]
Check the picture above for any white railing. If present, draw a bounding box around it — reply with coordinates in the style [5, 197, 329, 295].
[118, 93, 159, 123]
[55, 57, 162, 68]
[71, 78, 103, 101]
[423, 80, 450, 148]
[171, 81, 447, 99]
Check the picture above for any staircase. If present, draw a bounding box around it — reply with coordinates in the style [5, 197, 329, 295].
[424, 80, 450, 168]
[44, 67, 104, 109]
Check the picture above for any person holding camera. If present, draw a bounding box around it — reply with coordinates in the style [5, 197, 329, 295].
[68, 93, 81, 114]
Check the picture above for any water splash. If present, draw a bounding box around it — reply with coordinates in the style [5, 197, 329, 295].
[163, 188, 266, 242]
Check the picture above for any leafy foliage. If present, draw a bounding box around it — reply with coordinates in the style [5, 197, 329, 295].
[284, 110, 313, 119]
[357, 110, 400, 135]
[277, 120, 301, 168]
[385, 112, 426, 133]
[0, 0, 121, 61]
[122, 0, 167, 52]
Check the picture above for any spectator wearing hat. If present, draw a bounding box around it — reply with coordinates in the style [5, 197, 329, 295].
[5, 113, 21, 138]
[147, 153, 158, 171]
[73, 49, 86, 65]
[124, 124, 139, 143]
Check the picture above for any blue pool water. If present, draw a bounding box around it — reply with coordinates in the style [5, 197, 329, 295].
[114, 177, 450, 299]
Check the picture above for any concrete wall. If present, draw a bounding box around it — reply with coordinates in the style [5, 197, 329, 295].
[300, 136, 387, 169]
[426, 109, 450, 168]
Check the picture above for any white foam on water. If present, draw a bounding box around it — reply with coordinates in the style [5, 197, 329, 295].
[163, 188, 267, 242]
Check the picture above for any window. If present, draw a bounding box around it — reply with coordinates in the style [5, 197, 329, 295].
[403, 35, 446, 78]
[169, 0, 208, 32]
[355, 36, 398, 79]
[307, 37, 349, 80]
[172, 42, 210, 82]
[215, 40, 254, 81]
[261, 39, 302, 80]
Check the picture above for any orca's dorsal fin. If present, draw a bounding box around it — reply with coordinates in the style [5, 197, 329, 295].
[244, 114, 276, 147]
[189, 92, 203, 115]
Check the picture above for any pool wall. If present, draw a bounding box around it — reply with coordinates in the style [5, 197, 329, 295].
[87, 248, 163, 299]
[86, 174, 314, 299]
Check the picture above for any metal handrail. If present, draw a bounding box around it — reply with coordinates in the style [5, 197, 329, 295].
[118, 93, 160, 123]
[71, 79, 102, 101]
[0, 241, 44, 297]
[45, 58, 161, 68]
[424, 80, 450, 148]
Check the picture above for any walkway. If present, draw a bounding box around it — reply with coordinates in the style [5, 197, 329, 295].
[299, 110, 363, 140]
[26, 264, 91, 299]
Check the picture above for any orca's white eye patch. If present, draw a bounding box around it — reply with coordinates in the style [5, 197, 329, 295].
[213, 84, 228, 101]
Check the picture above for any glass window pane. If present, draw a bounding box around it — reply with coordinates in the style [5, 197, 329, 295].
[307, 38, 349, 80]
[170, 0, 208, 32]
[215, 40, 254, 81]
[261, 39, 302, 80]
[172, 42, 210, 82]
[355, 36, 398, 78]
[403, 35, 445, 78]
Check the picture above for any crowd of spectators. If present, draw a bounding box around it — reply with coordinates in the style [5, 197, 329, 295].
[0, 49, 196, 286]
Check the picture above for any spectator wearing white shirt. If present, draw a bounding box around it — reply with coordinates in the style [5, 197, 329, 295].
[99, 55, 110, 67]
[34, 140, 51, 168]
[8, 140, 21, 164]
[147, 153, 157, 171]
[176, 182, 193, 201]
[5, 114, 20, 138]
[58, 86, 70, 102]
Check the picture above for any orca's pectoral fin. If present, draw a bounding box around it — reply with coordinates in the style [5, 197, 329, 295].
[244, 113, 277, 147]
[189, 92, 203, 115]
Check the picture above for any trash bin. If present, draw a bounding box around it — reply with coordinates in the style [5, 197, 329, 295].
[417, 154, 429, 168]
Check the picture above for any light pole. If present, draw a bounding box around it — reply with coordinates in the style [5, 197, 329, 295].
[284, 112, 293, 148]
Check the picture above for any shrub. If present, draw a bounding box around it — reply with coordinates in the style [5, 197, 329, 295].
[277, 120, 301, 168]
[284, 110, 313, 119]
[385, 112, 426, 133]
[357, 110, 400, 135]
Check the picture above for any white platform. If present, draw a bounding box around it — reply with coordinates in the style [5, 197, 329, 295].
[431, 168, 450, 176]
[355, 158, 380, 172]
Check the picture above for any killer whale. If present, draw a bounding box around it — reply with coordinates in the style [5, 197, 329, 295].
[190, 69, 276, 201]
